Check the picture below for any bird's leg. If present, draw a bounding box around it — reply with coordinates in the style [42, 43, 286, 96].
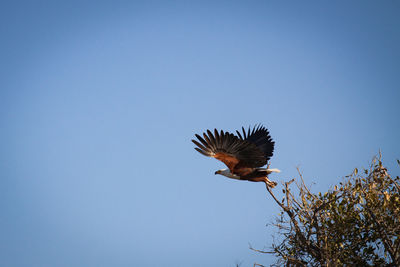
[264, 177, 277, 188]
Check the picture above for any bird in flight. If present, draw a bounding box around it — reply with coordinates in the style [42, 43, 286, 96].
[192, 125, 280, 188]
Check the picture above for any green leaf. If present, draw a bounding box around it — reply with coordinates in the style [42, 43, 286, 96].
[268, 154, 397, 265]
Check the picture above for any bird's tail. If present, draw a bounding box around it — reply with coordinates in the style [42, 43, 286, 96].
[266, 168, 281, 174]
[257, 167, 281, 174]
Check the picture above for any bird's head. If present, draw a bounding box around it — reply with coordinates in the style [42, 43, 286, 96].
[214, 169, 240, 180]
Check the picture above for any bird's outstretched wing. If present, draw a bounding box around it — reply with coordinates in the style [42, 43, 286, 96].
[236, 125, 274, 161]
[192, 129, 267, 172]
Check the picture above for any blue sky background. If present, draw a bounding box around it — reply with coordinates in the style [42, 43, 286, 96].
[1, 1, 399, 266]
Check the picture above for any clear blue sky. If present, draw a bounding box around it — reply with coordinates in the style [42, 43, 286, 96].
[1, 1, 399, 266]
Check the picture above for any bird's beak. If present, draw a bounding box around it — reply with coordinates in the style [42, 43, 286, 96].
[214, 170, 219, 175]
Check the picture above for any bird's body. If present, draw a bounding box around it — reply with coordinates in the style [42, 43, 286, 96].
[192, 125, 279, 188]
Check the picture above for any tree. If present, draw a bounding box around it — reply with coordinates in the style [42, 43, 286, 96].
[255, 156, 400, 266]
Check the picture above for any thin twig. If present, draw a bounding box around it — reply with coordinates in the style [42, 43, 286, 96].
[266, 184, 322, 261]
[249, 244, 273, 254]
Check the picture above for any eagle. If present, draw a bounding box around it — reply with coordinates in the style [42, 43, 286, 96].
[192, 125, 280, 188]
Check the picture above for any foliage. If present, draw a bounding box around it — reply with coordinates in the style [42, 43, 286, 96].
[261, 156, 400, 266]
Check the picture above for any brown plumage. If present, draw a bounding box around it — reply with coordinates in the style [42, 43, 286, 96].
[192, 125, 279, 188]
